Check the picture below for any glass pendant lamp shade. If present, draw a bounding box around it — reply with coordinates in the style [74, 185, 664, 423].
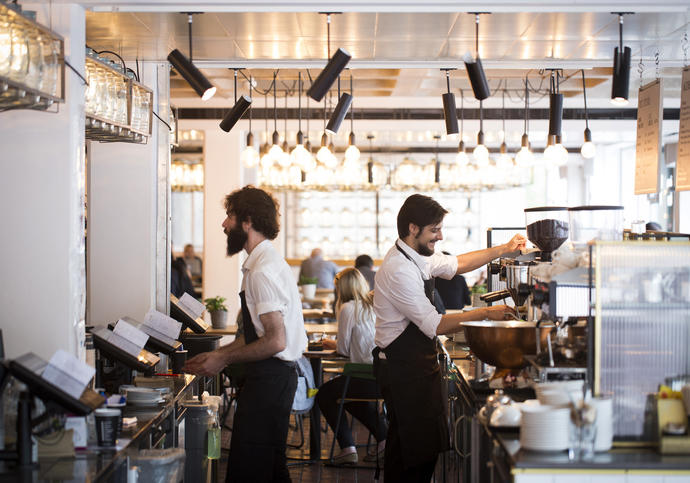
[581, 127, 596, 159]
[456, 140, 469, 166]
[241, 132, 260, 167]
[496, 141, 513, 169]
[473, 131, 489, 167]
[515, 134, 533, 166]
[345, 132, 360, 163]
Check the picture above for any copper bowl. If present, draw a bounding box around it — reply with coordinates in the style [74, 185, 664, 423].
[461, 321, 553, 370]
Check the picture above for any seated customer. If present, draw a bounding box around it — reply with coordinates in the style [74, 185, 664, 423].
[318, 268, 387, 464]
[299, 248, 339, 289]
[354, 254, 375, 291]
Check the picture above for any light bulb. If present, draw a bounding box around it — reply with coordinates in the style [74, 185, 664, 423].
[345, 144, 360, 163]
[581, 141, 596, 159]
[610, 97, 628, 106]
[543, 143, 558, 162]
[291, 144, 314, 172]
[473, 144, 489, 167]
[456, 140, 469, 166]
[276, 150, 291, 168]
[514, 146, 533, 166]
[317, 145, 332, 165]
[241, 146, 260, 167]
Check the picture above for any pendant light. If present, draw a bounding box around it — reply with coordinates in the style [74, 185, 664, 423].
[291, 72, 315, 172]
[548, 70, 563, 141]
[611, 13, 632, 106]
[496, 89, 513, 169]
[268, 72, 283, 163]
[344, 74, 361, 164]
[307, 13, 351, 102]
[325, 75, 353, 135]
[240, 75, 260, 168]
[442, 69, 459, 136]
[580, 70, 596, 159]
[317, 99, 337, 168]
[277, 89, 291, 168]
[220, 69, 251, 132]
[260, 92, 273, 170]
[456, 90, 469, 166]
[473, 100, 489, 167]
[167, 14, 216, 101]
[464, 13, 491, 101]
[515, 77, 533, 166]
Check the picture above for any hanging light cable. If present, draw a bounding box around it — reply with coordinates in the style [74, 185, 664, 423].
[496, 89, 513, 168]
[515, 76, 533, 166]
[344, 74, 360, 164]
[260, 92, 273, 169]
[220, 68, 251, 132]
[456, 90, 469, 166]
[307, 13, 351, 102]
[277, 88, 291, 168]
[240, 74, 260, 167]
[473, 100, 489, 166]
[464, 13, 491, 101]
[580, 69, 596, 159]
[291, 72, 315, 172]
[317, 94, 337, 168]
[268, 71, 283, 162]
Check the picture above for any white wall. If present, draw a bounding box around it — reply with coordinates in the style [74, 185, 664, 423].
[0, 4, 86, 360]
[87, 62, 168, 326]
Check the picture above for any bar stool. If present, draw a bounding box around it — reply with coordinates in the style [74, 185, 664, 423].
[328, 362, 385, 465]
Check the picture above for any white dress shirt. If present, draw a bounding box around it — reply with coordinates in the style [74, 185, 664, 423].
[336, 300, 376, 364]
[241, 240, 308, 361]
[373, 239, 458, 348]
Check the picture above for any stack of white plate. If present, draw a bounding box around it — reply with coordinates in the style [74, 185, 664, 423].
[126, 387, 163, 407]
[534, 380, 584, 406]
[520, 403, 570, 452]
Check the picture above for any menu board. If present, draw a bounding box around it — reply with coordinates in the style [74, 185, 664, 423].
[677, 67, 690, 191]
[634, 79, 663, 194]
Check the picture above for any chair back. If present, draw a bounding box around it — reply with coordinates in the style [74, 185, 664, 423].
[342, 362, 376, 381]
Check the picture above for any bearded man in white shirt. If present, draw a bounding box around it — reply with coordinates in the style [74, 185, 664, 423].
[184, 185, 307, 482]
[373, 194, 525, 482]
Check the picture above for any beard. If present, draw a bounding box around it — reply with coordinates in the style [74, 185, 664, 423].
[415, 232, 435, 256]
[226, 225, 248, 256]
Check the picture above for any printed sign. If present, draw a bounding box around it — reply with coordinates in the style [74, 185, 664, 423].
[635, 79, 663, 194]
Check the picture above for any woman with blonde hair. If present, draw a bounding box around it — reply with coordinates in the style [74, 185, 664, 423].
[318, 268, 387, 464]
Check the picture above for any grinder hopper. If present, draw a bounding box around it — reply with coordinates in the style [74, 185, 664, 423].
[524, 207, 570, 257]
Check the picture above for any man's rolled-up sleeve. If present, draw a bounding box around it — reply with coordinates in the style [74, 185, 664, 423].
[246, 271, 288, 317]
[381, 269, 441, 339]
[431, 252, 459, 280]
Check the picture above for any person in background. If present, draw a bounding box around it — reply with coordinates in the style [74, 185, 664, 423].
[299, 248, 339, 289]
[183, 186, 307, 483]
[182, 243, 203, 282]
[373, 194, 525, 482]
[354, 254, 376, 291]
[171, 245, 195, 298]
[434, 251, 471, 310]
[318, 268, 387, 464]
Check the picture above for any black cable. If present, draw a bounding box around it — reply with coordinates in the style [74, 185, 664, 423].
[273, 71, 277, 133]
[298, 72, 302, 133]
[153, 111, 172, 131]
[581, 69, 589, 130]
[136, 57, 140, 82]
[126, 68, 139, 82]
[188, 14, 193, 63]
[64, 60, 88, 86]
[350, 73, 354, 132]
[248, 75, 253, 132]
[96, 50, 126, 72]
[233, 68, 238, 103]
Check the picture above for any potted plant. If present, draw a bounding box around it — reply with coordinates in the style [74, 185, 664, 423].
[204, 296, 228, 329]
[298, 276, 318, 300]
[471, 283, 487, 308]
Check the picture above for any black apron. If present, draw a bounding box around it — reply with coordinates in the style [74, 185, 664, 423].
[373, 243, 449, 468]
[227, 291, 296, 483]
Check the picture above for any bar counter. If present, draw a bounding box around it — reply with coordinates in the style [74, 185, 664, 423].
[445, 341, 690, 483]
[1, 374, 197, 483]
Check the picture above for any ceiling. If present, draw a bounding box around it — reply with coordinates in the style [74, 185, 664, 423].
[84, 10, 690, 105]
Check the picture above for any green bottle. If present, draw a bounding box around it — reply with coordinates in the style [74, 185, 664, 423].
[207, 408, 221, 460]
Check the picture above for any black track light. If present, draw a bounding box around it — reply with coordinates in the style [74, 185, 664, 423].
[219, 95, 251, 132]
[611, 13, 633, 106]
[308, 48, 352, 102]
[441, 70, 459, 136]
[548, 71, 563, 137]
[168, 49, 216, 101]
[325, 91, 352, 135]
[464, 13, 491, 101]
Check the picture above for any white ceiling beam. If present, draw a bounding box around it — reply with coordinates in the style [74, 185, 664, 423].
[71, 0, 690, 13]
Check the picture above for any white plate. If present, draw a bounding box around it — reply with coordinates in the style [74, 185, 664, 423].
[128, 398, 165, 407]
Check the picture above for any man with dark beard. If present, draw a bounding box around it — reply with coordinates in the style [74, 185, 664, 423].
[372, 194, 525, 482]
[183, 186, 307, 482]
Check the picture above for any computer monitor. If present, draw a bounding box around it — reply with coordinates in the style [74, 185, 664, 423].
[9, 353, 104, 415]
[110, 317, 182, 355]
[92, 327, 160, 374]
[169, 294, 210, 334]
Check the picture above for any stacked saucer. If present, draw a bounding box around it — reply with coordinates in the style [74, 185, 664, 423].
[126, 387, 164, 407]
[520, 403, 570, 452]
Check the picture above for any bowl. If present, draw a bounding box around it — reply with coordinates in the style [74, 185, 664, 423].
[490, 404, 522, 427]
[461, 320, 553, 369]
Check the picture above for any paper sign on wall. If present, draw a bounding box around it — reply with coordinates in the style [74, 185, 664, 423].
[635, 79, 663, 194]
[677, 67, 690, 191]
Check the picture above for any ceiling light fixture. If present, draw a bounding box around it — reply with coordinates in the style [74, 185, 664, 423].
[434, 134, 442, 184]
[344, 74, 360, 164]
[307, 13, 352, 102]
[515, 76, 533, 166]
[278, 88, 291, 168]
[548, 69, 563, 142]
[464, 13, 491, 101]
[456, 90, 469, 166]
[240, 75, 260, 168]
[317, 99, 337, 168]
[473, 100, 489, 166]
[259, 92, 273, 170]
[291, 72, 315, 172]
[442, 69, 459, 136]
[220, 69, 252, 132]
[611, 13, 633, 106]
[325, 74, 352, 135]
[580, 69, 596, 159]
[495, 89, 513, 169]
[167, 14, 216, 101]
[268, 72, 283, 162]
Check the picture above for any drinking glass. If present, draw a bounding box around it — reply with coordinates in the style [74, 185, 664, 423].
[0, 12, 11, 77]
[568, 402, 597, 461]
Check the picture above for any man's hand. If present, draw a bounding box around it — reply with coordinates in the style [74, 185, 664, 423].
[321, 338, 336, 350]
[503, 234, 526, 254]
[484, 305, 518, 321]
[182, 351, 228, 377]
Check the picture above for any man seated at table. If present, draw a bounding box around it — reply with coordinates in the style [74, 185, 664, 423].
[299, 248, 339, 289]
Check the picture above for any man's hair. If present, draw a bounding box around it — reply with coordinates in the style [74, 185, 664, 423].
[354, 254, 374, 268]
[224, 186, 280, 240]
[396, 194, 448, 238]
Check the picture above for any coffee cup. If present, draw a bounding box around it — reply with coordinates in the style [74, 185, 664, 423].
[95, 408, 121, 447]
[172, 350, 188, 374]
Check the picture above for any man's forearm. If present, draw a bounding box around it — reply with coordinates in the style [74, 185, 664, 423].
[224, 334, 283, 364]
[456, 244, 509, 274]
[436, 308, 490, 335]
